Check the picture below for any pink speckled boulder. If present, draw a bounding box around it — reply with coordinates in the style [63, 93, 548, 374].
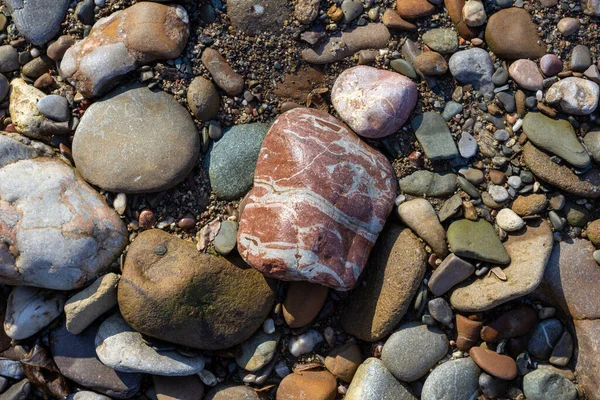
[237, 107, 397, 291]
[331, 66, 418, 138]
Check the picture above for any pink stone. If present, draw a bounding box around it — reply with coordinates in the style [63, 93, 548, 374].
[331, 66, 418, 139]
[509, 59, 544, 91]
[539, 54, 563, 77]
[237, 108, 397, 291]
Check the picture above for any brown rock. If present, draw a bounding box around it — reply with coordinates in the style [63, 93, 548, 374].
[444, 0, 480, 39]
[480, 305, 538, 342]
[205, 384, 260, 400]
[511, 194, 547, 216]
[456, 314, 483, 351]
[201, 48, 245, 97]
[340, 226, 427, 341]
[489, 170, 506, 185]
[294, 0, 320, 24]
[515, 90, 527, 117]
[283, 281, 329, 328]
[237, 108, 397, 290]
[428, 254, 475, 296]
[382, 8, 417, 31]
[187, 76, 220, 121]
[485, 8, 546, 60]
[396, 0, 436, 19]
[573, 319, 600, 398]
[413, 52, 448, 76]
[47, 35, 75, 61]
[153, 375, 204, 400]
[586, 219, 600, 246]
[33, 73, 54, 89]
[324, 342, 362, 382]
[469, 347, 517, 380]
[274, 66, 325, 104]
[276, 370, 337, 400]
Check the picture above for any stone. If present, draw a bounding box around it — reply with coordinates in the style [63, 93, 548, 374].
[545, 77, 599, 115]
[118, 230, 275, 350]
[587, 219, 600, 245]
[572, 319, 600, 398]
[469, 347, 517, 380]
[528, 319, 564, 360]
[492, 68, 509, 86]
[571, 45, 592, 72]
[523, 142, 600, 198]
[345, 358, 416, 400]
[382, 8, 417, 30]
[396, 0, 436, 19]
[411, 112, 458, 161]
[227, 0, 290, 35]
[201, 48, 245, 96]
[523, 369, 577, 400]
[0, 74, 8, 102]
[206, 123, 266, 200]
[153, 375, 204, 400]
[398, 198, 447, 257]
[340, 226, 426, 341]
[463, 0, 486, 27]
[422, 29, 457, 54]
[187, 77, 220, 121]
[413, 51, 448, 76]
[22, 57, 51, 79]
[204, 384, 260, 400]
[0, 46, 19, 72]
[390, 59, 418, 79]
[443, 101, 463, 121]
[456, 314, 483, 351]
[449, 48, 494, 98]
[68, 391, 112, 400]
[458, 132, 478, 158]
[5, 0, 69, 45]
[237, 108, 397, 290]
[302, 24, 390, 64]
[428, 254, 474, 296]
[324, 342, 362, 382]
[50, 322, 142, 399]
[0, 379, 31, 400]
[421, 358, 480, 400]
[584, 64, 600, 84]
[480, 305, 538, 342]
[331, 66, 418, 139]
[95, 313, 205, 375]
[9, 78, 62, 140]
[283, 281, 329, 328]
[512, 194, 547, 216]
[509, 59, 543, 91]
[563, 202, 589, 227]
[438, 193, 464, 222]
[76, 0, 95, 25]
[276, 370, 336, 400]
[288, 329, 323, 356]
[445, 0, 480, 39]
[61, 2, 189, 97]
[447, 219, 510, 264]
[540, 54, 563, 76]
[549, 331, 573, 367]
[0, 360, 24, 380]
[37, 94, 70, 122]
[582, 0, 600, 15]
[65, 273, 120, 335]
[399, 170, 457, 197]
[72, 85, 199, 193]
[584, 131, 600, 163]
[496, 208, 525, 232]
[485, 8, 545, 60]
[557, 18, 579, 36]
[479, 373, 509, 398]
[295, 0, 320, 24]
[236, 330, 280, 372]
[428, 298, 453, 326]
[341, 0, 363, 23]
[450, 220, 553, 312]
[47, 35, 76, 61]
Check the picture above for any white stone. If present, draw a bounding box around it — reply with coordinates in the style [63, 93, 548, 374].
[288, 329, 323, 357]
[68, 392, 112, 400]
[113, 193, 127, 215]
[8, 78, 47, 139]
[545, 77, 599, 115]
[489, 184, 510, 202]
[462, 0, 486, 26]
[496, 209, 525, 232]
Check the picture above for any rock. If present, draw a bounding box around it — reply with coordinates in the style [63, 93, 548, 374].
[9, 78, 60, 139]
[489, 184, 509, 203]
[302, 24, 390, 64]
[549, 331, 573, 367]
[237, 108, 397, 290]
[397, 198, 447, 257]
[428, 254, 475, 296]
[22, 57, 51, 79]
[0, 379, 31, 400]
[413, 51, 448, 76]
[545, 77, 599, 115]
[345, 358, 415, 400]
[492, 68, 509, 86]
[276, 370, 336, 400]
[95, 313, 205, 375]
[283, 282, 329, 328]
[212, 220, 237, 255]
[204, 384, 260, 400]
[64, 273, 120, 335]
[511, 194, 547, 216]
[381, 322, 448, 382]
[456, 314, 483, 351]
[479, 373, 509, 398]
[187, 77, 220, 121]
[422, 29, 457, 54]
[341, 226, 426, 341]
[37, 94, 70, 122]
[587, 219, 600, 246]
[496, 208, 525, 232]
[443, 101, 464, 120]
[382, 8, 417, 30]
[236, 330, 280, 372]
[421, 358, 480, 400]
[428, 298, 453, 326]
[68, 391, 112, 400]
[584, 131, 600, 163]
[72, 85, 199, 193]
[294, 0, 320, 24]
[480, 305, 538, 342]
[462, 0, 486, 26]
[324, 342, 362, 382]
[563, 202, 589, 227]
[153, 375, 204, 400]
[445, 0, 480, 39]
[390, 59, 418, 79]
[399, 170, 457, 197]
[539, 54, 563, 76]
[447, 219, 510, 264]
[458, 132, 478, 158]
[571, 45, 592, 72]
[61, 2, 189, 97]
[509, 59, 543, 91]
[557, 18, 579, 35]
[450, 220, 552, 312]
[288, 329, 323, 357]
[4, 286, 66, 340]
[118, 230, 275, 350]
[206, 123, 266, 200]
[227, 0, 290, 35]
[528, 319, 564, 360]
[572, 319, 600, 397]
[5, 0, 69, 45]
[582, 0, 600, 15]
[0, 45, 19, 72]
[411, 112, 458, 161]
[438, 193, 464, 222]
[47, 35, 76, 61]
[469, 347, 517, 380]
[523, 142, 600, 198]
[50, 322, 142, 399]
[0, 360, 24, 380]
[201, 48, 245, 96]
[341, 0, 363, 23]
[485, 8, 545, 60]
[523, 369, 577, 400]
[0, 75, 8, 102]
[449, 48, 494, 98]
[331, 66, 418, 139]
[396, 0, 436, 19]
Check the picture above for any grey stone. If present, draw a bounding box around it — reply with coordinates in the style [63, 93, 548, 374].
[523, 369, 577, 400]
[545, 77, 599, 116]
[0, 379, 31, 400]
[571, 45, 592, 72]
[381, 322, 449, 382]
[492, 67, 509, 86]
[227, 0, 291, 35]
[528, 319, 564, 361]
[421, 358, 480, 400]
[345, 358, 416, 400]
[428, 254, 475, 296]
[0, 360, 24, 380]
[412, 112, 458, 161]
[489, 184, 509, 202]
[67, 392, 112, 400]
[442, 101, 463, 120]
[399, 171, 457, 197]
[449, 48, 494, 99]
[422, 29, 458, 54]
[5, 0, 69, 45]
[583, 130, 600, 163]
[76, 0, 96, 26]
[0, 132, 51, 169]
[458, 132, 478, 158]
[438, 193, 463, 222]
[37, 94, 70, 122]
[341, 0, 363, 23]
[213, 220, 238, 255]
[479, 372, 509, 398]
[236, 330, 280, 372]
[496, 91, 515, 113]
[549, 331, 573, 367]
[0, 74, 8, 102]
[72, 85, 199, 193]
[0, 46, 18, 73]
[428, 298, 453, 326]
[457, 176, 480, 198]
[205, 123, 267, 200]
[447, 219, 510, 264]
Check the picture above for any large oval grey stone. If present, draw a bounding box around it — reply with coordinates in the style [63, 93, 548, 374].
[421, 358, 480, 400]
[523, 369, 577, 400]
[345, 358, 416, 400]
[5, 0, 69, 45]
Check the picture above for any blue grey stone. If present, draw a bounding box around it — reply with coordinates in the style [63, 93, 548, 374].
[421, 358, 480, 400]
[0, 45, 19, 73]
[458, 132, 478, 159]
[214, 220, 238, 255]
[523, 369, 577, 400]
[449, 48, 495, 99]
[442, 101, 463, 120]
[528, 319, 564, 360]
[399, 171, 457, 197]
[38, 95, 70, 122]
[5, 0, 69, 45]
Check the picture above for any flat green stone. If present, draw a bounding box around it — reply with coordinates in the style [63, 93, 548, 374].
[412, 112, 459, 161]
[447, 219, 511, 264]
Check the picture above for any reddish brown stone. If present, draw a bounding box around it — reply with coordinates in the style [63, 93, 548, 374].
[283, 281, 329, 328]
[413, 51, 448, 76]
[396, 0, 436, 19]
[444, 0, 480, 40]
[201, 48, 245, 97]
[382, 8, 417, 31]
[506, 336, 527, 359]
[469, 347, 518, 380]
[274, 66, 325, 104]
[276, 370, 337, 400]
[237, 108, 397, 290]
[324, 342, 362, 382]
[456, 314, 482, 351]
[480, 305, 538, 342]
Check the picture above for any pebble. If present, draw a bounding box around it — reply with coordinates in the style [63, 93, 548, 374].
[345, 358, 415, 400]
[276, 370, 337, 400]
[557, 17, 580, 36]
[187, 76, 220, 121]
[289, 329, 323, 357]
[458, 132, 478, 158]
[469, 347, 517, 380]
[421, 358, 480, 400]
[294, 0, 320, 24]
[413, 51, 448, 76]
[5, 0, 69, 45]
[442, 101, 463, 120]
[227, 0, 290, 35]
[539, 54, 563, 76]
[201, 48, 245, 96]
[449, 48, 494, 98]
[396, 0, 436, 19]
[213, 220, 238, 255]
[47, 35, 75, 61]
[456, 315, 483, 351]
[341, 0, 364, 23]
[412, 112, 458, 160]
[496, 208, 525, 231]
[492, 67, 509, 86]
[479, 372, 509, 398]
[236, 330, 280, 372]
[390, 58, 418, 79]
[549, 331, 573, 367]
[545, 77, 599, 115]
[480, 305, 538, 342]
[489, 184, 510, 202]
[428, 254, 475, 296]
[458, 176, 480, 198]
[0, 45, 18, 72]
[37, 94, 70, 122]
[428, 298, 453, 326]
[399, 170, 457, 197]
[382, 8, 417, 31]
[76, 0, 96, 25]
[4, 286, 65, 340]
[324, 342, 362, 382]
[512, 194, 547, 216]
[398, 198, 447, 257]
[528, 319, 564, 360]
[283, 281, 329, 328]
[448, 218, 510, 264]
[509, 59, 543, 91]
[152, 375, 205, 400]
[205, 384, 260, 400]
[438, 193, 464, 221]
[422, 29, 458, 54]
[571, 44, 592, 72]
[523, 369, 577, 400]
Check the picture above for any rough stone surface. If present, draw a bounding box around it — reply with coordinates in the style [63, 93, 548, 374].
[9, 78, 55, 140]
[397, 198, 447, 257]
[421, 358, 480, 400]
[572, 319, 600, 399]
[345, 358, 416, 400]
[5, 0, 69, 45]
[545, 77, 599, 115]
[411, 112, 459, 160]
[237, 108, 397, 291]
[447, 219, 511, 264]
[324, 342, 362, 382]
[422, 29, 458, 54]
[523, 368, 577, 400]
[485, 8, 546, 60]
[227, 0, 291, 36]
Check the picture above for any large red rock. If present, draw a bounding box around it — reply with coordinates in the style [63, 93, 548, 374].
[237, 108, 397, 291]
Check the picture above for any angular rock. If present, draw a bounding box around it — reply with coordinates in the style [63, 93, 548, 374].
[545, 77, 599, 115]
[447, 219, 510, 265]
[421, 358, 480, 400]
[412, 112, 459, 160]
[449, 48, 494, 98]
[397, 198, 447, 257]
[5, 0, 69, 45]
[237, 108, 397, 291]
[428, 254, 475, 296]
[345, 358, 415, 400]
[9, 78, 61, 140]
[399, 170, 457, 197]
[549, 331, 573, 367]
[485, 8, 545, 60]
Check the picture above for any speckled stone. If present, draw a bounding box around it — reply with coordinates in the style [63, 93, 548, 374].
[421, 358, 480, 400]
[345, 358, 415, 400]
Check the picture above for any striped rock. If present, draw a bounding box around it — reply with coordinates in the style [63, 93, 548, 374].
[237, 108, 397, 290]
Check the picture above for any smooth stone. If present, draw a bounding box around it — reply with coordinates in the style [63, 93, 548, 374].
[523, 369, 577, 400]
[492, 67, 509, 86]
[444, 0, 480, 39]
[0, 360, 24, 380]
[480, 305, 538, 342]
[382, 8, 418, 31]
[485, 8, 546, 60]
[21, 56, 51, 79]
[5, 0, 69, 45]
[324, 342, 362, 382]
[4, 286, 66, 340]
[201, 48, 244, 96]
[0, 74, 8, 102]
[456, 315, 482, 351]
[438, 193, 464, 222]
[583, 0, 600, 15]
[152, 375, 204, 400]
[586, 219, 600, 246]
[462, 0, 486, 26]
[489, 184, 509, 203]
[332, 66, 418, 138]
[509, 59, 543, 91]
[341, 0, 364, 23]
[204, 384, 260, 400]
[447, 219, 510, 264]
[0, 379, 31, 400]
[396, 0, 436, 19]
[459, 168, 485, 184]
[76, 0, 95, 25]
[563, 201, 589, 227]
[399, 170, 457, 197]
[283, 281, 328, 328]
[412, 112, 458, 160]
[227, 0, 290, 35]
[345, 358, 415, 400]
[449, 48, 494, 97]
[236, 330, 280, 372]
[450, 220, 552, 312]
[584, 64, 600, 84]
[288, 329, 323, 357]
[458, 132, 478, 158]
[557, 17, 579, 36]
[539, 54, 563, 76]
[469, 347, 517, 380]
[428, 254, 474, 296]
[479, 372, 509, 398]
[37, 94, 70, 122]
[73, 85, 199, 193]
[0, 45, 19, 72]
[390, 59, 418, 79]
[421, 358, 480, 400]
[572, 320, 600, 397]
[428, 298, 453, 326]
[589, 130, 600, 162]
[9, 78, 52, 139]
[294, 0, 320, 24]
[276, 370, 337, 400]
[528, 319, 564, 360]
[213, 220, 238, 255]
[397, 198, 447, 257]
[496, 92, 516, 113]
[545, 77, 599, 115]
[549, 331, 573, 367]
[413, 51, 448, 76]
[95, 313, 205, 376]
[422, 28, 458, 54]
[341, 226, 426, 341]
[442, 101, 463, 120]
[187, 76, 220, 121]
[381, 322, 449, 382]
[68, 391, 112, 400]
[571, 45, 592, 72]
[47, 35, 76, 61]
[496, 208, 525, 232]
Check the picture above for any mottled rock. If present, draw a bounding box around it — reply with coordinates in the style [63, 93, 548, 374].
[398, 198, 447, 257]
[345, 358, 415, 400]
[509, 59, 543, 91]
[421, 358, 480, 400]
[236, 330, 280, 372]
[187, 77, 220, 121]
[399, 170, 457, 197]
[5, 0, 69, 45]
[539, 54, 563, 76]
[422, 29, 458, 54]
[205, 384, 260, 400]
[485, 8, 545, 60]
[462, 0, 486, 26]
[294, 0, 320, 24]
[227, 0, 290, 35]
[545, 77, 599, 115]
[523, 369, 577, 400]
[447, 219, 510, 264]
[449, 48, 494, 97]
[511, 194, 547, 216]
[9, 78, 61, 140]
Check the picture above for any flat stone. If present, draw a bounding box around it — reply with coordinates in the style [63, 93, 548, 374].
[421, 358, 480, 400]
[72, 85, 199, 194]
[545, 77, 599, 115]
[227, 0, 290, 35]
[390, 58, 418, 79]
[485, 8, 546, 60]
[236, 330, 280, 372]
[422, 28, 458, 54]
[438, 193, 463, 222]
[469, 347, 517, 380]
[428, 254, 475, 296]
[523, 369, 577, 400]
[442, 101, 463, 120]
[5, 0, 69, 45]
[275, 370, 337, 400]
[509, 59, 543, 91]
[397, 198, 447, 257]
[341, 226, 426, 341]
[205, 384, 260, 400]
[456, 314, 483, 351]
[213, 220, 238, 255]
[201, 48, 245, 96]
[450, 220, 552, 312]
[399, 170, 457, 197]
[447, 218, 510, 265]
[152, 375, 204, 400]
[237, 108, 397, 290]
[571, 44, 592, 72]
[458, 132, 478, 158]
[345, 358, 415, 400]
[449, 48, 494, 98]
[412, 112, 459, 160]
[428, 298, 453, 326]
